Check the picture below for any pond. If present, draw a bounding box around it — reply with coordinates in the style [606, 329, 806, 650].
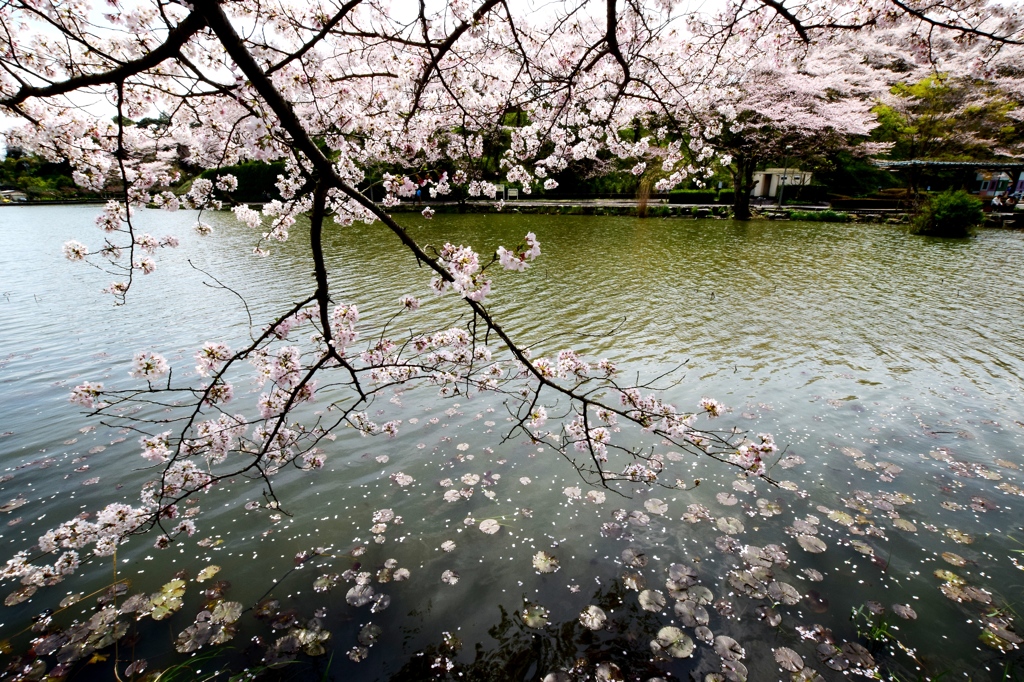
[1, 205, 1023, 680]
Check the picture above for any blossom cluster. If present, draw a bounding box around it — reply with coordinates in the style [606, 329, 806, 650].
[196, 342, 232, 376]
[130, 351, 169, 380]
[433, 243, 491, 302]
[730, 433, 778, 476]
[496, 232, 541, 272]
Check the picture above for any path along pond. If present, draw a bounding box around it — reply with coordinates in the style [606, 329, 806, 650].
[1, 206, 1024, 680]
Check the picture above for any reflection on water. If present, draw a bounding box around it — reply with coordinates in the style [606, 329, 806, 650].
[1, 206, 1024, 679]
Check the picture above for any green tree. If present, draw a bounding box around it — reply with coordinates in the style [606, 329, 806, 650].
[872, 74, 1024, 192]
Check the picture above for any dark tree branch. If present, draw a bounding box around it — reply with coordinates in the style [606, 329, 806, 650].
[266, 0, 363, 75]
[0, 12, 206, 110]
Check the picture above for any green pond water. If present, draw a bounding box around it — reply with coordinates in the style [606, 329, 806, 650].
[1, 206, 1024, 680]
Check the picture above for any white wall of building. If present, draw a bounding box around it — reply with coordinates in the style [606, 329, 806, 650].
[751, 168, 812, 197]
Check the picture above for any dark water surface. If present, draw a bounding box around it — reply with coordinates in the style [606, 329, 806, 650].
[1, 206, 1024, 680]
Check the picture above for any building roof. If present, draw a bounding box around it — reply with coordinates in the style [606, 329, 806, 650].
[872, 160, 1024, 172]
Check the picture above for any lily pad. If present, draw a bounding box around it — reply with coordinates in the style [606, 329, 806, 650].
[644, 498, 668, 515]
[892, 518, 917, 532]
[945, 528, 974, 544]
[841, 642, 875, 668]
[621, 547, 647, 568]
[687, 585, 714, 605]
[314, 573, 340, 592]
[579, 605, 607, 630]
[667, 563, 698, 586]
[594, 662, 622, 681]
[628, 510, 650, 527]
[714, 635, 745, 661]
[60, 593, 84, 608]
[892, 603, 917, 620]
[849, 540, 874, 556]
[728, 570, 767, 599]
[4, 585, 36, 606]
[357, 622, 382, 646]
[816, 642, 848, 671]
[521, 603, 550, 628]
[797, 535, 827, 554]
[940, 583, 970, 602]
[211, 601, 242, 624]
[942, 552, 968, 567]
[149, 579, 186, 620]
[768, 581, 801, 606]
[533, 551, 559, 574]
[651, 626, 694, 658]
[733, 480, 756, 493]
[758, 605, 782, 626]
[716, 517, 745, 535]
[827, 510, 854, 526]
[0, 497, 27, 513]
[623, 572, 646, 591]
[196, 565, 221, 582]
[964, 586, 993, 604]
[674, 600, 709, 627]
[639, 589, 666, 612]
[933, 569, 964, 585]
[741, 545, 772, 568]
[346, 584, 375, 606]
[175, 622, 212, 653]
[774, 647, 804, 672]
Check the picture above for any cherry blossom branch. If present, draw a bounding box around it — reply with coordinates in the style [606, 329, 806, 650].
[265, 0, 364, 76]
[0, 12, 206, 110]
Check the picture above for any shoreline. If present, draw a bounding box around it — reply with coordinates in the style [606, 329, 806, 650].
[3, 197, 1019, 227]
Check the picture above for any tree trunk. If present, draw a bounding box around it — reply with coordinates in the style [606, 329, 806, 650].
[636, 176, 651, 218]
[731, 157, 756, 221]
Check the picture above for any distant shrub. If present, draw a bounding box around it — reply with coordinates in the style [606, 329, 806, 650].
[198, 161, 286, 203]
[717, 189, 734, 203]
[910, 190, 983, 238]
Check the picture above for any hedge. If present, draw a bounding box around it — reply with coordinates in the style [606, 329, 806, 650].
[668, 189, 718, 204]
[829, 196, 907, 210]
[788, 210, 851, 222]
[786, 185, 829, 203]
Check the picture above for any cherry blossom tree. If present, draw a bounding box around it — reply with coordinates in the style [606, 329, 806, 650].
[0, 0, 768, 594]
[686, 55, 881, 219]
[1, 0, 1023, 674]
